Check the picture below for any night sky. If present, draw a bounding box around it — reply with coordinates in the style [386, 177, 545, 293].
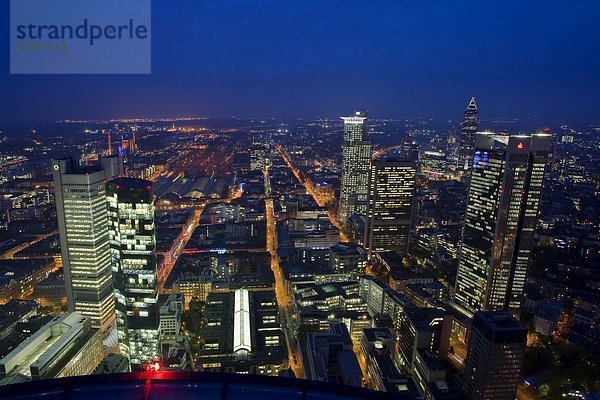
[1, 0, 599, 122]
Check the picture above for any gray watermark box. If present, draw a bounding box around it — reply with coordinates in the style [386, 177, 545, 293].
[10, 0, 151, 74]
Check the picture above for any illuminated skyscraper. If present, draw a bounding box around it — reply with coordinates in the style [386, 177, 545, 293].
[364, 156, 416, 258]
[462, 311, 526, 400]
[458, 97, 478, 175]
[107, 177, 159, 368]
[337, 110, 372, 224]
[52, 156, 123, 333]
[453, 133, 553, 317]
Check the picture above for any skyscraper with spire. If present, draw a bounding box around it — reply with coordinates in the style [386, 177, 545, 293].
[458, 97, 479, 176]
[337, 110, 372, 225]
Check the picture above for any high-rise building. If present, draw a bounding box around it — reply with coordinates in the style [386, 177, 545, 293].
[364, 156, 416, 258]
[52, 156, 123, 333]
[106, 177, 159, 368]
[458, 97, 479, 175]
[337, 110, 372, 224]
[453, 133, 553, 316]
[462, 311, 527, 400]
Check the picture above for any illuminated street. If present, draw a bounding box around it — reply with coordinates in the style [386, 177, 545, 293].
[158, 205, 203, 292]
[0, 230, 58, 260]
[277, 146, 349, 242]
[264, 168, 303, 378]
[277, 145, 332, 207]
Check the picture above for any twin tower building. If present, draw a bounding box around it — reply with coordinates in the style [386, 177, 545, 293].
[337, 103, 553, 318]
[52, 156, 158, 368]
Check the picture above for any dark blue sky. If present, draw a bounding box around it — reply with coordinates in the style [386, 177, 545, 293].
[2, 0, 599, 122]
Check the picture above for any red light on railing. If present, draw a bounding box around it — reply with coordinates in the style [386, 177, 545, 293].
[144, 361, 161, 372]
[517, 143, 524, 149]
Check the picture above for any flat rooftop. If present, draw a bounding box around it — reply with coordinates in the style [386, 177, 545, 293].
[473, 311, 527, 343]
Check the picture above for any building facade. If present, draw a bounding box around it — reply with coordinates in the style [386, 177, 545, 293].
[107, 177, 159, 367]
[159, 293, 184, 345]
[249, 145, 267, 171]
[52, 156, 122, 333]
[329, 242, 366, 277]
[462, 311, 527, 400]
[337, 110, 372, 224]
[420, 150, 446, 180]
[172, 275, 211, 307]
[454, 133, 553, 317]
[364, 156, 416, 258]
[396, 307, 451, 373]
[458, 97, 479, 176]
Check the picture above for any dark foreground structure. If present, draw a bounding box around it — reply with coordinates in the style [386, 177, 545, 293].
[0, 371, 414, 400]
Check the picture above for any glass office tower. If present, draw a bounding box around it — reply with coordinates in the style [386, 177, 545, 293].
[106, 177, 159, 368]
[337, 110, 372, 225]
[454, 133, 553, 317]
[364, 156, 416, 258]
[52, 156, 122, 334]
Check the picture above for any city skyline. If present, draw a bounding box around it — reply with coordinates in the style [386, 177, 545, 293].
[0, 1, 599, 398]
[0, 108, 598, 398]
